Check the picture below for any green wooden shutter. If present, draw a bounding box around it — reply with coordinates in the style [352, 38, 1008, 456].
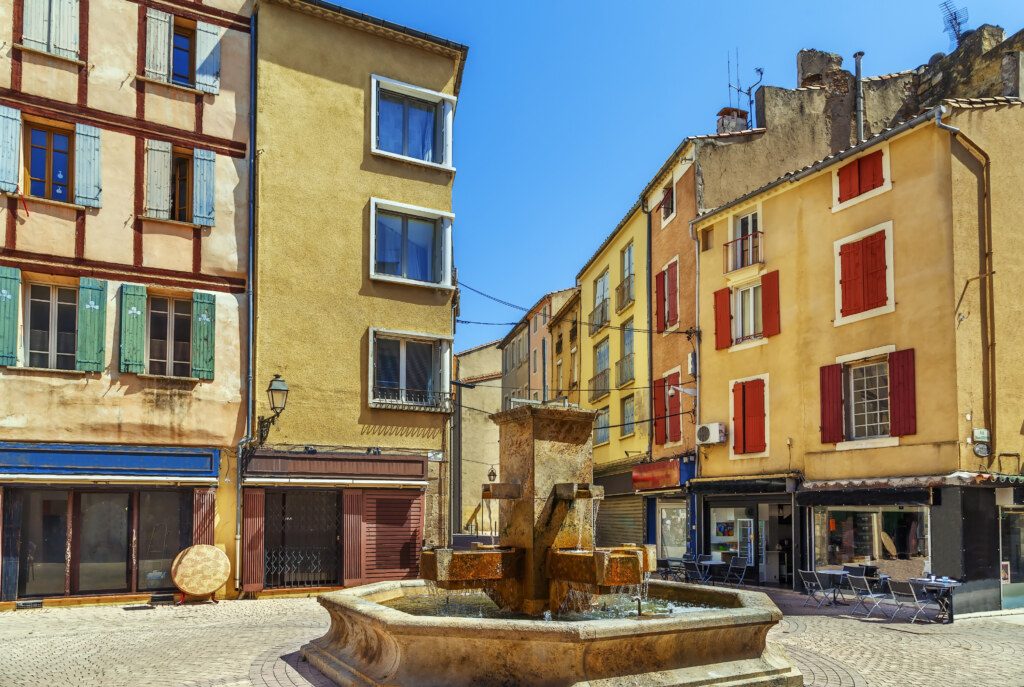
[0, 106, 22, 194]
[75, 278, 107, 372]
[119, 284, 147, 374]
[0, 267, 20, 367]
[191, 292, 215, 380]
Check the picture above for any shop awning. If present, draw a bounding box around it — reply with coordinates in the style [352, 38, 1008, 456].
[801, 471, 1024, 491]
[687, 472, 800, 494]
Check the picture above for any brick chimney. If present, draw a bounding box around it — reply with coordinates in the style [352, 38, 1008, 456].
[717, 107, 749, 134]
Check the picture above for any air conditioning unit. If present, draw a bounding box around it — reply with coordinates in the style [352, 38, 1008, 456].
[696, 422, 728, 445]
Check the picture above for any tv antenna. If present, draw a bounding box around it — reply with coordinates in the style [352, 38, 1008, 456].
[727, 49, 763, 129]
[939, 1, 969, 49]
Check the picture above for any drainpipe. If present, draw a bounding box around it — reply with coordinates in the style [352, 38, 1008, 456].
[854, 51, 865, 143]
[687, 152, 703, 560]
[641, 200, 653, 463]
[235, 8, 258, 594]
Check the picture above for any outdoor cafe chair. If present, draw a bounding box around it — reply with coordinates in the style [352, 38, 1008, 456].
[842, 564, 866, 577]
[888, 580, 940, 623]
[798, 569, 832, 608]
[662, 557, 686, 582]
[683, 559, 711, 585]
[723, 556, 749, 586]
[849, 575, 887, 618]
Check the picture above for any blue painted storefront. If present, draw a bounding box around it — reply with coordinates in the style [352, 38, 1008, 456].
[0, 443, 220, 479]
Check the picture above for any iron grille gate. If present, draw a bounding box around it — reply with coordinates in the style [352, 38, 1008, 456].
[264, 490, 341, 589]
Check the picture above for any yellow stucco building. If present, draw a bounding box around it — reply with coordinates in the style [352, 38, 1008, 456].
[691, 100, 1024, 612]
[577, 202, 650, 546]
[243, 0, 466, 592]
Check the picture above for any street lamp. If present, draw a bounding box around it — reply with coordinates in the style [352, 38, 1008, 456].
[487, 466, 497, 483]
[243, 375, 290, 471]
[267, 374, 289, 415]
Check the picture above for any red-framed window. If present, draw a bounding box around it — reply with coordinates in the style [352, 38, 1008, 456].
[839, 231, 887, 317]
[837, 150, 884, 203]
[732, 378, 766, 455]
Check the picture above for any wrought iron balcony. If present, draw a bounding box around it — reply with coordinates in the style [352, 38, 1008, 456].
[588, 369, 610, 403]
[588, 299, 610, 335]
[724, 231, 764, 273]
[616, 275, 635, 312]
[615, 353, 635, 387]
[371, 386, 453, 412]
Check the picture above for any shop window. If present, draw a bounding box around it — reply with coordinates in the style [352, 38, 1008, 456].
[77, 492, 131, 593]
[813, 505, 930, 580]
[17, 490, 69, 597]
[138, 491, 191, 591]
[27, 284, 77, 370]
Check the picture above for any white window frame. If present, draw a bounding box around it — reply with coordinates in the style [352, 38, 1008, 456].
[834, 345, 900, 451]
[370, 74, 456, 172]
[732, 280, 763, 344]
[369, 197, 454, 290]
[728, 372, 770, 460]
[368, 327, 452, 411]
[24, 282, 78, 370]
[831, 142, 892, 213]
[832, 221, 895, 327]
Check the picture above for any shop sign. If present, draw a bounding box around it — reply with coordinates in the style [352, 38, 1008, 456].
[632, 459, 680, 491]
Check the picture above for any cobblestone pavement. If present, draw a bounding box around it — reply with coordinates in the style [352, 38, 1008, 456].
[1, 593, 1023, 687]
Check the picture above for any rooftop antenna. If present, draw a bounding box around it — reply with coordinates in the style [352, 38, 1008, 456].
[727, 48, 764, 129]
[939, 1, 969, 50]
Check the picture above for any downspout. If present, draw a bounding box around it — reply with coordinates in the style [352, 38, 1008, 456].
[688, 151, 703, 559]
[854, 51, 865, 143]
[642, 200, 653, 462]
[235, 7, 258, 593]
[934, 107, 996, 455]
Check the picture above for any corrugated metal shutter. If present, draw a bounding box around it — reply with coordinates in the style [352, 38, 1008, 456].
[144, 8, 171, 82]
[118, 284, 146, 373]
[51, 0, 79, 59]
[363, 490, 422, 581]
[190, 292, 215, 380]
[22, 0, 49, 52]
[889, 349, 917, 437]
[73, 123, 101, 208]
[713, 288, 731, 350]
[193, 487, 216, 546]
[342, 490, 363, 584]
[0, 106, 22, 194]
[242, 488, 265, 592]
[192, 148, 215, 226]
[75, 277, 107, 372]
[194, 22, 221, 94]
[0, 267, 21, 367]
[144, 140, 171, 219]
[595, 495, 644, 548]
[819, 364, 844, 443]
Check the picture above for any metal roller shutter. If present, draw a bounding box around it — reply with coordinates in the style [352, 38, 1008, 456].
[363, 490, 423, 581]
[596, 495, 645, 548]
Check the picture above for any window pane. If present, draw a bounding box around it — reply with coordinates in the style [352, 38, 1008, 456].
[52, 134, 69, 154]
[31, 128, 47, 147]
[30, 146, 46, 182]
[172, 32, 193, 86]
[621, 396, 635, 435]
[595, 408, 609, 444]
[849, 362, 890, 439]
[595, 340, 609, 372]
[753, 285, 762, 335]
[406, 340, 434, 401]
[622, 321, 634, 356]
[407, 101, 436, 162]
[149, 299, 168, 374]
[56, 290, 77, 358]
[406, 218, 436, 282]
[173, 300, 192, 376]
[29, 289, 50, 361]
[172, 156, 191, 223]
[375, 338, 401, 399]
[51, 150, 69, 202]
[377, 92, 405, 155]
[138, 492, 189, 591]
[375, 212, 403, 277]
[77, 492, 130, 593]
[18, 490, 69, 597]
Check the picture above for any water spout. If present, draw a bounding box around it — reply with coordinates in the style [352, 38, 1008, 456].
[632, 595, 643, 617]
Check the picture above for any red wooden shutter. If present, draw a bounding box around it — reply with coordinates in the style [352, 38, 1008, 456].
[666, 262, 678, 326]
[655, 270, 667, 333]
[761, 270, 780, 337]
[839, 239, 865, 316]
[653, 377, 667, 445]
[713, 288, 732, 350]
[743, 379, 766, 453]
[858, 150, 884, 193]
[819, 364, 844, 443]
[667, 372, 682, 443]
[363, 491, 424, 581]
[863, 231, 887, 309]
[342, 489, 364, 585]
[732, 382, 745, 453]
[241, 488, 265, 592]
[838, 160, 859, 202]
[192, 487, 216, 546]
[889, 349, 917, 436]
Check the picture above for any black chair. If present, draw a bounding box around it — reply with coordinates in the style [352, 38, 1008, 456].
[798, 569, 832, 608]
[849, 575, 887, 618]
[723, 556, 749, 586]
[683, 559, 711, 584]
[662, 557, 685, 582]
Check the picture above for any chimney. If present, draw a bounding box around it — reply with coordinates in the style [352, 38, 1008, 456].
[716, 107, 749, 134]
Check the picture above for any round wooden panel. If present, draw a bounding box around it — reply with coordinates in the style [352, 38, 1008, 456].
[171, 544, 231, 597]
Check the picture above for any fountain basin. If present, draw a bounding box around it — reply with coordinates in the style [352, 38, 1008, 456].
[420, 547, 522, 589]
[301, 579, 802, 687]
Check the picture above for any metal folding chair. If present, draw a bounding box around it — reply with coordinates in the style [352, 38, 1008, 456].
[849, 575, 887, 618]
[723, 556, 748, 586]
[798, 569, 832, 608]
[662, 557, 685, 582]
[683, 560, 711, 585]
[888, 580, 939, 623]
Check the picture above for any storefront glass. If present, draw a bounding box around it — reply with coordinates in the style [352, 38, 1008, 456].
[18, 490, 69, 597]
[657, 501, 688, 559]
[813, 505, 930, 579]
[1000, 509, 1024, 610]
[138, 491, 190, 591]
[709, 507, 755, 563]
[78, 492, 130, 593]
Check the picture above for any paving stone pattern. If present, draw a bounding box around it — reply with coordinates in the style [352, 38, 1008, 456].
[1, 593, 1023, 686]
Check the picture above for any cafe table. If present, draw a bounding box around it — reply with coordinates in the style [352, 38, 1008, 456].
[816, 569, 851, 603]
[699, 560, 728, 583]
[910, 577, 961, 623]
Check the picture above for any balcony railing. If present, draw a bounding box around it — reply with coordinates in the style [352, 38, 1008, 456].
[589, 299, 610, 335]
[588, 369, 610, 403]
[616, 275, 635, 312]
[615, 353, 635, 387]
[724, 231, 764, 273]
[372, 386, 453, 412]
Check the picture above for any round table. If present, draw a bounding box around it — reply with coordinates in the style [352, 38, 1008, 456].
[171, 544, 231, 599]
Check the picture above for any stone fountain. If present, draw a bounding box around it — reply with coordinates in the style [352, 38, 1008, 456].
[302, 406, 802, 687]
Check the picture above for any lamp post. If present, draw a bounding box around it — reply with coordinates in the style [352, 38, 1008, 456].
[243, 374, 289, 470]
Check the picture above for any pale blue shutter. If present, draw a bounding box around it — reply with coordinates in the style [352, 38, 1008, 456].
[145, 139, 171, 219]
[0, 267, 19, 366]
[22, 0, 49, 52]
[0, 106, 21, 194]
[74, 123, 101, 207]
[194, 22, 221, 94]
[192, 148, 215, 226]
[144, 8, 171, 82]
[51, 0, 79, 59]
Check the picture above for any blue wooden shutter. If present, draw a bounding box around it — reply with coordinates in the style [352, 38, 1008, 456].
[51, 0, 80, 59]
[144, 8, 171, 82]
[22, 0, 49, 52]
[191, 291, 215, 380]
[119, 284, 147, 374]
[145, 139, 171, 219]
[0, 106, 22, 194]
[74, 123, 102, 208]
[192, 148, 215, 226]
[75, 278, 107, 372]
[0, 267, 20, 366]
[194, 22, 221, 94]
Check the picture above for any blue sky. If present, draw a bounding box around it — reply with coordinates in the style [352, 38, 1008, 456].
[337, 0, 1024, 352]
